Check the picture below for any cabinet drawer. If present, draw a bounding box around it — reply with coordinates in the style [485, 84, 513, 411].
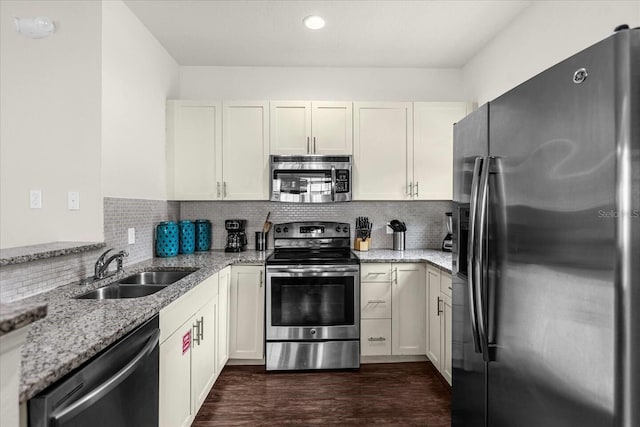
[160, 274, 218, 343]
[361, 282, 392, 319]
[440, 271, 452, 298]
[361, 319, 392, 356]
[361, 263, 392, 282]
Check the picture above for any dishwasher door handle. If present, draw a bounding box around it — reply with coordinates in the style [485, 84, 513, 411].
[51, 328, 160, 424]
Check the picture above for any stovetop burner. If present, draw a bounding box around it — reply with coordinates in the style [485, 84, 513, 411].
[266, 221, 360, 265]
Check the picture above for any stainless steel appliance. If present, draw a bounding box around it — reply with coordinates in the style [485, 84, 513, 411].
[265, 221, 360, 370]
[224, 219, 247, 252]
[270, 155, 352, 203]
[451, 27, 639, 427]
[29, 315, 159, 426]
[442, 212, 452, 252]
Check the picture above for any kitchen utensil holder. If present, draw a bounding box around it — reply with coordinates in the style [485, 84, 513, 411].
[178, 220, 195, 254]
[354, 237, 371, 251]
[393, 231, 405, 251]
[156, 221, 179, 257]
[255, 231, 268, 251]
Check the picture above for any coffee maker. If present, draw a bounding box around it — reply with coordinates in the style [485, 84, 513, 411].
[225, 219, 248, 252]
[442, 212, 453, 252]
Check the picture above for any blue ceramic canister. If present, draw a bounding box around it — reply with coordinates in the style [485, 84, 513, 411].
[195, 219, 211, 252]
[178, 220, 196, 254]
[156, 221, 179, 257]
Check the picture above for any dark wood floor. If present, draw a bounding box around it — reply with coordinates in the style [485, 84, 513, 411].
[193, 362, 451, 426]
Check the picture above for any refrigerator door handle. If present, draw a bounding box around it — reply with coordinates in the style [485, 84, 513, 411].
[467, 157, 483, 353]
[475, 155, 492, 362]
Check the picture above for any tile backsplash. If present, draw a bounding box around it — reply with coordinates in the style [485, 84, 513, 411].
[180, 200, 453, 251]
[1, 198, 451, 302]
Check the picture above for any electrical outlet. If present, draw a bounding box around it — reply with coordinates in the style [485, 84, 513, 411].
[68, 191, 80, 210]
[386, 224, 393, 234]
[128, 228, 135, 244]
[30, 190, 42, 209]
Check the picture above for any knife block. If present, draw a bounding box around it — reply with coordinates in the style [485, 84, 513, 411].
[354, 237, 371, 251]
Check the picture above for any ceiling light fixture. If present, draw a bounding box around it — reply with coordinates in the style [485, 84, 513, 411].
[13, 16, 55, 39]
[303, 15, 325, 30]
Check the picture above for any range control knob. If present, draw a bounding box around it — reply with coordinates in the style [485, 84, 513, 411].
[283, 227, 289, 233]
[342, 227, 349, 233]
[335, 226, 341, 232]
[275, 227, 281, 233]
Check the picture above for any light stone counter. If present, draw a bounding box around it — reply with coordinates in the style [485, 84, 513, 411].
[356, 249, 452, 273]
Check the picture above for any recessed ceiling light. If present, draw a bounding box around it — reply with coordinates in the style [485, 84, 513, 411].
[303, 15, 325, 30]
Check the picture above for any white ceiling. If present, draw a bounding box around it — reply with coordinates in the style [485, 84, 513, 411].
[124, 0, 532, 68]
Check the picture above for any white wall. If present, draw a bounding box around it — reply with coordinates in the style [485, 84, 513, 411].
[0, 1, 103, 249]
[180, 67, 469, 101]
[102, 0, 179, 200]
[464, 1, 640, 104]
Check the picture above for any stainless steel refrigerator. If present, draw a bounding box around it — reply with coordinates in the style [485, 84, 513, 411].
[451, 27, 639, 427]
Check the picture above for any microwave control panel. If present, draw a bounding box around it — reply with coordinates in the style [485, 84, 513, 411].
[335, 170, 350, 193]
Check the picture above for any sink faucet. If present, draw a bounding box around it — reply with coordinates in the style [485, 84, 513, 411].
[94, 249, 129, 280]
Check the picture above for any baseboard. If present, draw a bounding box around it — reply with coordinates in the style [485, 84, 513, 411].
[361, 355, 429, 364]
[226, 358, 266, 366]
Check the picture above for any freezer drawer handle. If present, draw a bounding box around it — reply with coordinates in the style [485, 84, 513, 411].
[51, 329, 160, 425]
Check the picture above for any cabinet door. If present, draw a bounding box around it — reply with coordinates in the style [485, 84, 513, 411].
[426, 266, 442, 370]
[361, 319, 392, 356]
[229, 266, 265, 359]
[353, 102, 413, 200]
[413, 102, 470, 200]
[361, 282, 392, 319]
[311, 101, 353, 154]
[391, 263, 426, 355]
[167, 101, 222, 200]
[442, 294, 453, 385]
[217, 266, 231, 374]
[191, 297, 217, 415]
[159, 322, 193, 427]
[270, 101, 311, 154]
[222, 101, 270, 200]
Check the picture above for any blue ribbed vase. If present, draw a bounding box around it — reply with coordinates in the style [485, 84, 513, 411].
[178, 220, 195, 254]
[195, 219, 211, 252]
[155, 221, 179, 257]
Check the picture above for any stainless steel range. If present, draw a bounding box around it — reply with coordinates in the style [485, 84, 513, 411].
[265, 221, 360, 371]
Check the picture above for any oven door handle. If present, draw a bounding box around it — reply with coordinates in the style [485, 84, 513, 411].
[267, 267, 360, 274]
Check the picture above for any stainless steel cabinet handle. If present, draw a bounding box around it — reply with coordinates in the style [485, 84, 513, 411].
[368, 337, 386, 342]
[476, 156, 492, 362]
[407, 181, 413, 197]
[259, 270, 263, 287]
[367, 299, 387, 304]
[51, 329, 160, 424]
[367, 272, 386, 275]
[393, 267, 398, 284]
[437, 296, 443, 316]
[467, 157, 482, 353]
[223, 182, 227, 198]
[217, 182, 221, 198]
[313, 137, 317, 153]
[415, 181, 419, 198]
[307, 136, 310, 153]
[193, 322, 201, 345]
[199, 316, 204, 341]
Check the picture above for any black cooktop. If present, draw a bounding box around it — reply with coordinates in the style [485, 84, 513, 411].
[266, 249, 360, 265]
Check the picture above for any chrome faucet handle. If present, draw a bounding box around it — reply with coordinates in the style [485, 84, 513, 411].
[94, 248, 113, 278]
[115, 251, 129, 272]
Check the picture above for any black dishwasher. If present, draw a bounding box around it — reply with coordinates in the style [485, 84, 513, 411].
[29, 315, 159, 427]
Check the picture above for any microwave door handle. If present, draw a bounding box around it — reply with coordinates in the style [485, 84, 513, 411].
[51, 329, 160, 424]
[331, 166, 336, 202]
[467, 157, 483, 353]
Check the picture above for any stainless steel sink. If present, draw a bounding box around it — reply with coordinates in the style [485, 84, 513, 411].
[76, 284, 167, 300]
[117, 270, 194, 285]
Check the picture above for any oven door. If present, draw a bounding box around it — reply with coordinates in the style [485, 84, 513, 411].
[266, 265, 360, 340]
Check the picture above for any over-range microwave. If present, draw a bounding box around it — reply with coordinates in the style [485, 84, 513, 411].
[270, 155, 352, 203]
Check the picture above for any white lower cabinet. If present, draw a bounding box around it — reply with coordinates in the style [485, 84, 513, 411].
[216, 266, 231, 373]
[159, 274, 218, 426]
[229, 265, 265, 359]
[426, 265, 453, 385]
[360, 262, 425, 356]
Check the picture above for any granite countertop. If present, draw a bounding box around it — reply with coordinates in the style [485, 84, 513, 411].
[0, 241, 106, 266]
[17, 248, 451, 403]
[0, 301, 47, 336]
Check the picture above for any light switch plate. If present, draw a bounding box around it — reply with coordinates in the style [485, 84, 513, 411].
[128, 228, 135, 244]
[30, 190, 42, 209]
[68, 191, 80, 210]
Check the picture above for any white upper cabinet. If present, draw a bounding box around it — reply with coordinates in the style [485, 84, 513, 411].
[222, 101, 270, 200]
[270, 101, 352, 155]
[412, 102, 471, 200]
[166, 101, 222, 200]
[353, 102, 413, 200]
